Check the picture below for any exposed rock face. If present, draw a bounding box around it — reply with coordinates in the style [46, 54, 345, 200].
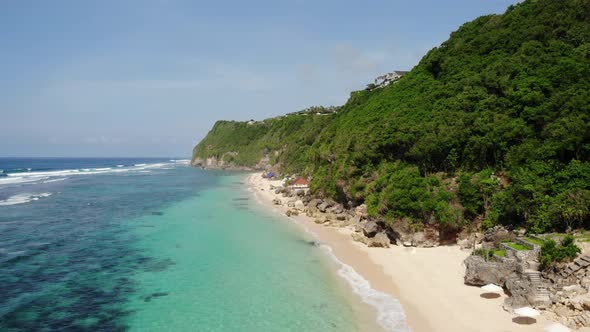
[483, 226, 514, 246]
[254, 154, 271, 170]
[192, 152, 272, 171]
[306, 199, 322, 216]
[301, 195, 312, 205]
[457, 229, 484, 250]
[355, 204, 368, 219]
[368, 232, 391, 248]
[504, 276, 535, 308]
[328, 204, 344, 214]
[463, 255, 518, 286]
[317, 201, 332, 213]
[411, 228, 440, 247]
[362, 220, 380, 238]
[272, 198, 281, 205]
[294, 200, 306, 211]
[543, 255, 590, 329]
[351, 232, 369, 245]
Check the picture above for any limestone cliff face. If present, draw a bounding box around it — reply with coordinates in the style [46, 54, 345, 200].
[191, 151, 271, 171]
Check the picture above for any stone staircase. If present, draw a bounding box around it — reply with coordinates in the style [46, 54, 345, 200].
[526, 269, 551, 308]
[571, 311, 590, 328]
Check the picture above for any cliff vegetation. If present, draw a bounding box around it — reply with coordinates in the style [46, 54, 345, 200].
[193, 0, 590, 234]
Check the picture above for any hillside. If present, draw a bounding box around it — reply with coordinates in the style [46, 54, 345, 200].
[193, 0, 590, 234]
[192, 107, 336, 173]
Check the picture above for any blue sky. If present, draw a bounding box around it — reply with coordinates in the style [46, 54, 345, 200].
[1, 0, 520, 157]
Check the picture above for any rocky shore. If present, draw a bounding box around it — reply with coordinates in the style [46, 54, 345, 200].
[463, 226, 590, 330]
[260, 173, 590, 330]
[248, 173, 571, 332]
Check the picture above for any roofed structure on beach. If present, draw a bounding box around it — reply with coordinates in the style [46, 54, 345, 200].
[290, 177, 309, 189]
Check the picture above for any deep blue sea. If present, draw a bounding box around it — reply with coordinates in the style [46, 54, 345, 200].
[0, 158, 387, 331]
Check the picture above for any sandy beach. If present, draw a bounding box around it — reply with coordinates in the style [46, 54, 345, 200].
[246, 173, 562, 332]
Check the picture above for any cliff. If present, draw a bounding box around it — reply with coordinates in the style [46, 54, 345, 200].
[192, 109, 336, 172]
[193, 0, 590, 234]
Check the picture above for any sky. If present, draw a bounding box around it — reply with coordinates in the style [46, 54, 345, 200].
[0, 0, 521, 157]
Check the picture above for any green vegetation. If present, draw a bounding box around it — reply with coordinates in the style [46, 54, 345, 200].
[473, 248, 507, 261]
[493, 249, 507, 257]
[524, 236, 546, 246]
[194, 0, 590, 234]
[539, 235, 581, 270]
[503, 241, 531, 251]
[192, 111, 334, 174]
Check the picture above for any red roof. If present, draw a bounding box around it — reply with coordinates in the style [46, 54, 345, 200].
[292, 178, 309, 185]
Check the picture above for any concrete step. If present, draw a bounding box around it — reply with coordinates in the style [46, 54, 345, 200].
[573, 312, 590, 327]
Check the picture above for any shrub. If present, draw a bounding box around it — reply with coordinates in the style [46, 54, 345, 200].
[473, 248, 493, 261]
[539, 235, 581, 270]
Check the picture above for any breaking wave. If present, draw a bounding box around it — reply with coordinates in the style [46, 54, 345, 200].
[0, 162, 179, 188]
[0, 193, 52, 206]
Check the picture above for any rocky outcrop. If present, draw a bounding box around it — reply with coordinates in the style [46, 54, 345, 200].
[463, 255, 518, 286]
[410, 228, 440, 247]
[483, 226, 514, 247]
[191, 153, 271, 171]
[355, 204, 368, 219]
[368, 232, 391, 248]
[351, 231, 391, 248]
[504, 275, 537, 308]
[543, 255, 590, 329]
[362, 220, 380, 237]
[351, 232, 369, 245]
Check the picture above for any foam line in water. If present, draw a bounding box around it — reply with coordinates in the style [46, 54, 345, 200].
[248, 182, 410, 332]
[42, 178, 67, 183]
[0, 162, 175, 188]
[0, 193, 52, 206]
[319, 244, 411, 332]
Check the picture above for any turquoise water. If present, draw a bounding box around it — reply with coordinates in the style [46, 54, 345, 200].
[0, 159, 381, 331]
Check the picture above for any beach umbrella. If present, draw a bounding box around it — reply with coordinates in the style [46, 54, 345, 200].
[514, 307, 541, 318]
[481, 284, 503, 294]
[544, 322, 570, 332]
[480, 283, 503, 299]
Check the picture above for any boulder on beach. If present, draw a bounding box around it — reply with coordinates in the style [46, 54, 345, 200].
[317, 202, 331, 213]
[294, 200, 305, 211]
[329, 204, 344, 214]
[368, 231, 391, 248]
[351, 232, 369, 245]
[463, 255, 518, 286]
[355, 204, 368, 219]
[362, 220, 379, 238]
[411, 229, 440, 247]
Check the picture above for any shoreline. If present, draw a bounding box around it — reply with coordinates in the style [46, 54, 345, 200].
[246, 173, 552, 332]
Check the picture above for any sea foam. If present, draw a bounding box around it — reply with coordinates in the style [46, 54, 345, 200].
[320, 245, 411, 332]
[249, 184, 411, 332]
[0, 193, 52, 206]
[0, 162, 175, 188]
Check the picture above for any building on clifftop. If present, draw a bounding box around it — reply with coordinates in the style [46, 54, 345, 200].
[370, 70, 409, 90]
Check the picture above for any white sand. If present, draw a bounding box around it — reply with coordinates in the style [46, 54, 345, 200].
[246, 173, 583, 332]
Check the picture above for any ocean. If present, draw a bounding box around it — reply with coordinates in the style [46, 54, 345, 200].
[0, 158, 385, 331]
